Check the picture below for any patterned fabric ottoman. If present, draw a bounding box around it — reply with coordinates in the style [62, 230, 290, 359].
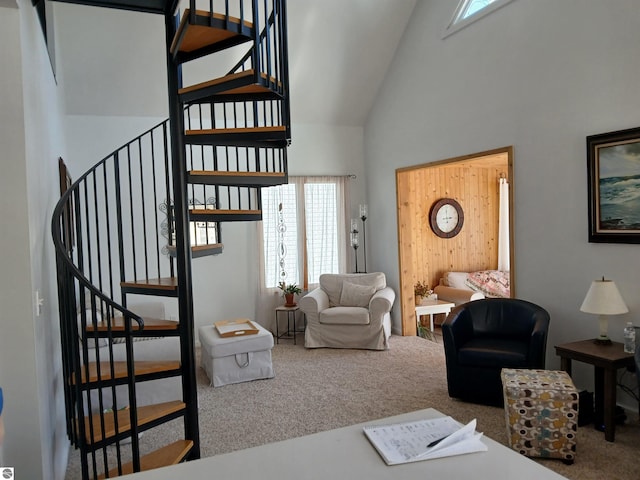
[501, 368, 578, 464]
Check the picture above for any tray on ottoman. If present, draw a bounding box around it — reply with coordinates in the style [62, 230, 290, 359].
[199, 322, 274, 387]
[214, 318, 259, 337]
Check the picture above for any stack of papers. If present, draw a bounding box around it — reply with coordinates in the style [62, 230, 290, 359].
[363, 416, 487, 465]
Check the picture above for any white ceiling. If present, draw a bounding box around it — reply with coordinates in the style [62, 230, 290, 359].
[54, 0, 417, 126]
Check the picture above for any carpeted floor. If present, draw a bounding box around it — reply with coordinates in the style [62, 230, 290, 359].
[65, 335, 640, 479]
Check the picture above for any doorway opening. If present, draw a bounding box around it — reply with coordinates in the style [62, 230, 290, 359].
[395, 147, 514, 336]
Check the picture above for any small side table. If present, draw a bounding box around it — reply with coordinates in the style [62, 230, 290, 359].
[415, 300, 456, 333]
[555, 339, 635, 442]
[275, 305, 302, 345]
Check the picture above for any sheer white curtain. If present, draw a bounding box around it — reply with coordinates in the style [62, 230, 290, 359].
[497, 177, 510, 272]
[300, 176, 349, 284]
[255, 176, 350, 330]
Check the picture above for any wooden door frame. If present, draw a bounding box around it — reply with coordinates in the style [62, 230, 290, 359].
[395, 146, 515, 336]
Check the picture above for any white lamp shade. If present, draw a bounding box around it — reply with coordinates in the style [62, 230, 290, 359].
[580, 279, 628, 315]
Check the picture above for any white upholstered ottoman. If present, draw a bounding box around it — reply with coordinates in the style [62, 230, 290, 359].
[198, 322, 275, 387]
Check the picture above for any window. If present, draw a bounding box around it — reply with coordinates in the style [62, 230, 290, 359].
[304, 183, 339, 283]
[262, 183, 300, 288]
[444, 0, 515, 38]
[261, 176, 349, 290]
[458, 0, 498, 21]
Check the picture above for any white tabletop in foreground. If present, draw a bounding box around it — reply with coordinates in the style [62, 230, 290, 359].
[122, 408, 568, 480]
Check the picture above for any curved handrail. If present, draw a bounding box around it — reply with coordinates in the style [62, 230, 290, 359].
[52, 120, 173, 325]
[52, 198, 145, 327]
[52, 117, 174, 326]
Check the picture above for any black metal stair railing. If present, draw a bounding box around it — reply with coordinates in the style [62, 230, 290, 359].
[51, 0, 291, 476]
[177, 0, 290, 138]
[179, 0, 290, 216]
[53, 107, 278, 298]
[51, 120, 184, 477]
[184, 101, 288, 214]
[54, 120, 177, 294]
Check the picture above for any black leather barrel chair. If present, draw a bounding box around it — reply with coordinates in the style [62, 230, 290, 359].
[635, 333, 640, 401]
[441, 298, 550, 406]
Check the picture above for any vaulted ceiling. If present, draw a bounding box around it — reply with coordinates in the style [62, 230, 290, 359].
[54, 0, 417, 126]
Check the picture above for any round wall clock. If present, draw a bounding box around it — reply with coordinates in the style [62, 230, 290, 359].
[429, 198, 464, 238]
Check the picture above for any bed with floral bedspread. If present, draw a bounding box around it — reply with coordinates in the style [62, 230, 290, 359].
[464, 270, 510, 298]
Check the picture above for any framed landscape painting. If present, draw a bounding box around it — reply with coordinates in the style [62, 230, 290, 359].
[587, 126, 640, 243]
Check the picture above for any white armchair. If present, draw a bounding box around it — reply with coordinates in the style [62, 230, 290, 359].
[299, 272, 395, 350]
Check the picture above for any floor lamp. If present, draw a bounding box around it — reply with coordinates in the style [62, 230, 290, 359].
[350, 225, 360, 273]
[359, 204, 368, 273]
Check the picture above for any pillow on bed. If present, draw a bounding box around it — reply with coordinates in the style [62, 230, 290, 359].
[465, 270, 510, 298]
[445, 272, 472, 290]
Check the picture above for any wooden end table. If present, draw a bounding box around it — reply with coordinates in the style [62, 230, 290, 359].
[555, 339, 635, 442]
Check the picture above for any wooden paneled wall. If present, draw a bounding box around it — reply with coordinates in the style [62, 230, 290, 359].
[396, 149, 511, 335]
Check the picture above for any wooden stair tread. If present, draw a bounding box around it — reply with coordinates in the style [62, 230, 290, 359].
[84, 401, 185, 445]
[98, 440, 194, 479]
[167, 243, 224, 258]
[185, 126, 286, 136]
[171, 9, 254, 55]
[189, 171, 285, 178]
[190, 243, 223, 252]
[179, 69, 280, 94]
[184, 126, 288, 148]
[189, 209, 262, 223]
[179, 69, 281, 98]
[189, 209, 261, 215]
[121, 277, 178, 291]
[166, 243, 224, 251]
[179, 70, 254, 94]
[78, 361, 181, 384]
[188, 171, 286, 188]
[186, 126, 286, 136]
[86, 317, 178, 332]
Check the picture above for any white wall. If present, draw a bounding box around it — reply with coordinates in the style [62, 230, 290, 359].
[0, 1, 68, 479]
[288, 123, 367, 217]
[22, 3, 71, 475]
[365, 0, 640, 403]
[64, 115, 166, 172]
[54, 3, 167, 117]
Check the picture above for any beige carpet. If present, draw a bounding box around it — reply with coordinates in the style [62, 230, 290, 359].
[66, 335, 640, 479]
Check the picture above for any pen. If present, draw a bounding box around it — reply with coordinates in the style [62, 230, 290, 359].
[427, 435, 449, 448]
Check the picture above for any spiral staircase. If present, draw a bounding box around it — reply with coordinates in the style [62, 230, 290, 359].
[51, 0, 290, 478]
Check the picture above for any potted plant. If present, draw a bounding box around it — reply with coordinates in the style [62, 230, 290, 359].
[278, 281, 302, 307]
[414, 281, 433, 305]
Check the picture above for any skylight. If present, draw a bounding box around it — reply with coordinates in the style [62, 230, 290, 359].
[444, 0, 516, 38]
[458, 0, 498, 22]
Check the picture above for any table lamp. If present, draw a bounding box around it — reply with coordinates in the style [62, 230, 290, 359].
[580, 277, 628, 344]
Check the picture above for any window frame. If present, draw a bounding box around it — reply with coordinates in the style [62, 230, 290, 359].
[260, 176, 349, 292]
[442, 0, 516, 39]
